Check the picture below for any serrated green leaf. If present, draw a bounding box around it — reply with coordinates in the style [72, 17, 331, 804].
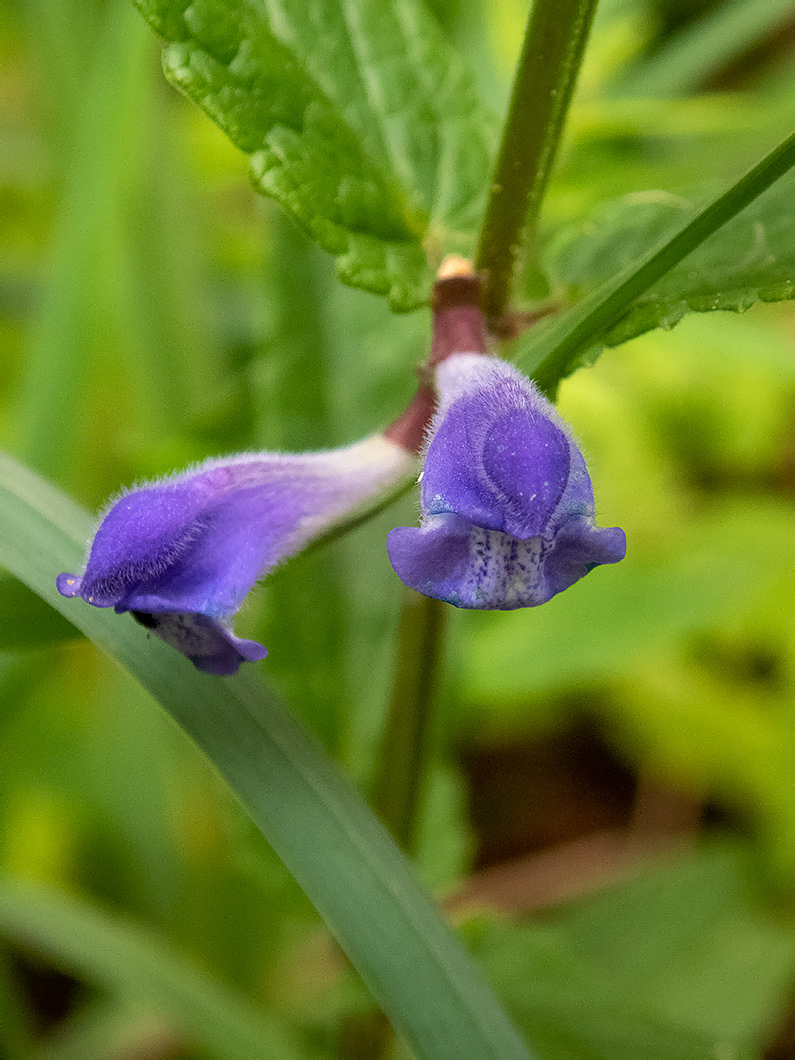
[134, 0, 493, 309]
[517, 134, 795, 392]
[545, 174, 795, 348]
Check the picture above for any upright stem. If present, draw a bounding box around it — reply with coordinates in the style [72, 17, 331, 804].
[476, 0, 600, 323]
[373, 591, 448, 851]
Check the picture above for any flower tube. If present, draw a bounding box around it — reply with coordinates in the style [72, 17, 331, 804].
[387, 354, 626, 608]
[58, 437, 415, 674]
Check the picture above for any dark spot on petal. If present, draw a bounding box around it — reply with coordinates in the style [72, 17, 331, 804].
[131, 611, 158, 629]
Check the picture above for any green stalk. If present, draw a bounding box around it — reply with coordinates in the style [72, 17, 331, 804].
[373, 592, 448, 852]
[476, 0, 600, 322]
[520, 132, 795, 393]
[340, 6, 605, 1044]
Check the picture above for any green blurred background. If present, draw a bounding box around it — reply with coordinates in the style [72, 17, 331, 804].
[1, 0, 795, 1056]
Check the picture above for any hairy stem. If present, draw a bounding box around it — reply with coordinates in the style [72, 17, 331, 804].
[476, 0, 600, 323]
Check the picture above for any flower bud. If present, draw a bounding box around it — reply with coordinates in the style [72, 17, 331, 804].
[59, 437, 415, 674]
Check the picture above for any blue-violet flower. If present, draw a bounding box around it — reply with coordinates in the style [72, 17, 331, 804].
[58, 437, 415, 674]
[387, 354, 626, 608]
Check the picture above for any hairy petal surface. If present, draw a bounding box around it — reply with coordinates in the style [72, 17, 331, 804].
[387, 355, 625, 609]
[59, 436, 415, 673]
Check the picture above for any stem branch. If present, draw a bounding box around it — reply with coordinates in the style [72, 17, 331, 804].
[476, 0, 600, 323]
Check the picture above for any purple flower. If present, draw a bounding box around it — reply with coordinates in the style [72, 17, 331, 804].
[386, 354, 626, 608]
[58, 437, 415, 675]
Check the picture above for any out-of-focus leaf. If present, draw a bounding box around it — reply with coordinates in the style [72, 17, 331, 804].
[0, 453, 535, 1060]
[458, 523, 772, 707]
[470, 846, 795, 1060]
[0, 945, 34, 1060]
[615, 0, 795, 99]
[250, 212, 347, 751]
[631, 308, 795, 381]
[135, 0, 493, 310]
[545, 176, 795, 348]
[13, 1, 223, 497]
[0, 576, 83, 651]
[17, 0, 102, 145]
[0, 878, 313, 1060]
[14, 4, 153, 485]
[37, 998, 175, 1060]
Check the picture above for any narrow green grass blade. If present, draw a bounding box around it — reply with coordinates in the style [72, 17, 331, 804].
[518, 132, 795, 392]
[543, 174, 794, 348]
[0, 454, 534, 1060]
[15, 3, 151, 483]
[0, 879, 309, 1060]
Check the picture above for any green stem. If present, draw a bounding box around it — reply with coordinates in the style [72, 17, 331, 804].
[520, 131, 795, 394]
[475, 0, 600, 322]
[374, 591, 448, 852]
[339, 592, 448, 1060]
